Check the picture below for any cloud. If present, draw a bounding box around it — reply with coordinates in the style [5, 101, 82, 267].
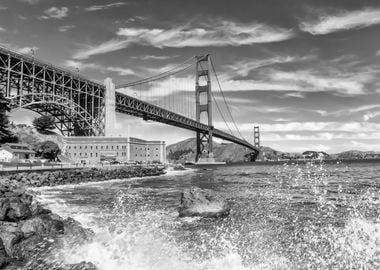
[226, 55, 312, 77]
[64, 60, 101, 71]
[73, 39, 129, 60]
[131, 55, 178, 60]
[106, 67, 136, 76]
[40, 7, 69, 20]
[85, 2, 127, 11]
[59, 25, 76, 32]
[376, 50, 380, 56]
[18, 0, 40, 4]
[363, 111, 380, 121]
[267, 69, 365, 95]
[0, 5, 7, 10]
[0, 27, 5, 32]
[73, 21, 295, 59]
[300, 7, 380, 35]
[16, 46, 39, 55]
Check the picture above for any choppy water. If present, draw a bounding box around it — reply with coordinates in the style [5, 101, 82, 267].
[35, 161, 380, 270]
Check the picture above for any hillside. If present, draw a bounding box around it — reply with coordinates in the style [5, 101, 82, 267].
[166, 138, 254, 163]
[166, 138, 380, 163]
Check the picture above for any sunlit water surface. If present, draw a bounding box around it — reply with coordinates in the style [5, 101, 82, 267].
[35, 161, 380, 270]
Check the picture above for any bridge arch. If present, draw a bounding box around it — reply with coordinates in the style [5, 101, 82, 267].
[8, 93, 103, 136]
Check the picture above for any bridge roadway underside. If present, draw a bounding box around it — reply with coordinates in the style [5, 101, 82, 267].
[115, 92, 259, 154]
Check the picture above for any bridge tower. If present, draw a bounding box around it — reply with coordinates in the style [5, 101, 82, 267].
[195, 54, 215, 163]
[254, 126, 260, 147]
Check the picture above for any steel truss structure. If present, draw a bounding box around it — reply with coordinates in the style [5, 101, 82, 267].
[0, 46, 105, 136]
[0, 46, 258, 158]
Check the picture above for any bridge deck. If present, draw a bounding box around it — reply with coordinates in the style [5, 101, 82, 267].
[115, 92, 259, 153]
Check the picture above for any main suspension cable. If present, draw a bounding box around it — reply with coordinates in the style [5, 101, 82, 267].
[210, 58, 246, 141]
[116, 56, 196, 89]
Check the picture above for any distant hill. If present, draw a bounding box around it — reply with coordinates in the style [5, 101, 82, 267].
[330, 150, 380, 160]
[166, 138, 254, 163]
[166, 138, 380, 162]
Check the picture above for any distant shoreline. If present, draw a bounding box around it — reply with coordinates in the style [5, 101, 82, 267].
[187, 158, 380, 168]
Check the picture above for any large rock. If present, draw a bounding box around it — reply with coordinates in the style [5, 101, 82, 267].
[20, 214, 64, 238]
[6, 197, 32, 221]
[0, 198, 10, 221]
[0, 237, 10, 269]
[0, 222, 24, 256]
[63, 217, 94, 245]
[178, 188, 231, 218]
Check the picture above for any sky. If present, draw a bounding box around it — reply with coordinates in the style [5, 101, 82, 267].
[1, 0, 380, 153]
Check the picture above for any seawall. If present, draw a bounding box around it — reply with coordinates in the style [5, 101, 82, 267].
[0, 166, 165, 188]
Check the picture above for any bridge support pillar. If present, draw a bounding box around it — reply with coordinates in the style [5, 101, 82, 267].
[104, 77, 116, 137]
[195, 54, 215, 163]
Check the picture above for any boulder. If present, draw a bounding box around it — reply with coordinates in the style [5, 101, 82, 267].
[63, 217, 94, 245]
[0, 237, 10, 269]
[29, 200, 51, 216]
[178, 188, 231, 218]
[6, 197, 32, 221]
[0, 198, 10, 221]
[68, 261, 98, 270]
[0, 222, 24, 256]
[20, 214, 64, 238]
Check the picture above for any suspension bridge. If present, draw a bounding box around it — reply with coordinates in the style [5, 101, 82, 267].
[0, 46, 259, 162]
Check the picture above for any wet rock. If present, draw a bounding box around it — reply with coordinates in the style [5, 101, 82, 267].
[20, 214, 64, 238]
[63, 217, 94, 245]
[68, 261, 98, 270]
[178, 188, 231, 218]
[11, 234, 52, 262]
[0, 237, 10, 269]
[172, 164, 187, 171]
[29, 200, 51, 216]
[0, 222, 24, 256]
[0, 198, 10, 221]
[6, 197, 32, 221]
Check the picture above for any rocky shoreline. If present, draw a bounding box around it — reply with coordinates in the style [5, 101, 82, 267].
[0, 166, 165, 269]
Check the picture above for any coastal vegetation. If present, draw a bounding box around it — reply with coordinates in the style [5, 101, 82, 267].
[32, 116, 56, 135]
[0, 94, 18, 145]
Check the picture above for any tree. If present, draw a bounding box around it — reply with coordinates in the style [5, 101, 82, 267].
[0, 93, 18, 144]
[35, 141, 61, 161]
[33, 115, 56, 134]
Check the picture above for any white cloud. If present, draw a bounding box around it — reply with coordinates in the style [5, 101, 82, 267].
[0, 27, 5, 32]
[268, 70, 366, 95]
[73, 21, 295, 59]
[85, 2, 127, 11]
[40, 7, 69, 20]
[226, 55, 311, 77]
[300, 8, 380, 35]
[363, 111, 380, 121]
[106, 67, 135, 76]
[64, 60, 100, 71]
[16, 46, 39, 55]
[73, 39, 129, 60]
[59, 25, 76, 32]
[376, 50, 380, 56]
[0, 5, 7, 10]
[19, 0, 40, 4]
[131, 55, 178, 60]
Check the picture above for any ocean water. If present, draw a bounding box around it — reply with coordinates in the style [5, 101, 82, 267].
[35, 161, 380, 270]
